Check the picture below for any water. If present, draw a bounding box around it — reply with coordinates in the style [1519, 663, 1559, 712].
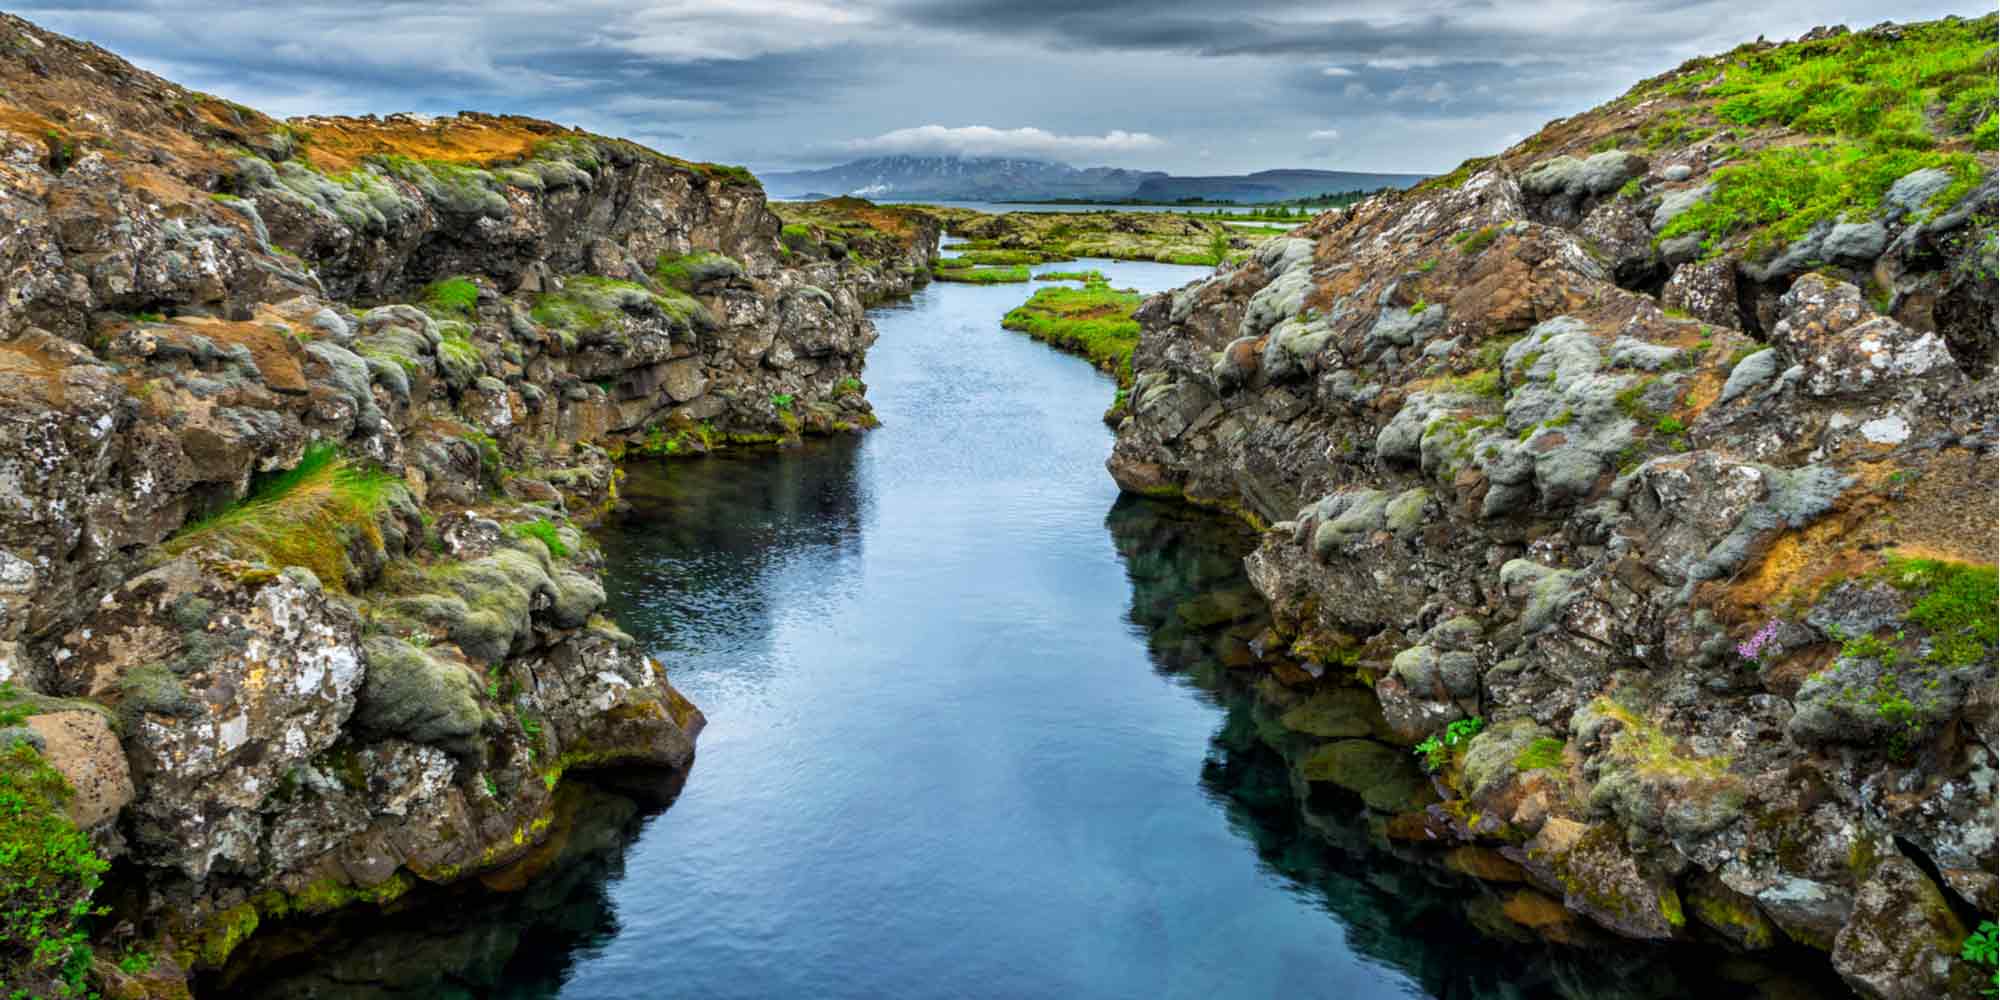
[868, 199, 1312, 218]
[224, 259, 1842, 999]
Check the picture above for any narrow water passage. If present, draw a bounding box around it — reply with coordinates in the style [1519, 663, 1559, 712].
[229, 260, 1824, 999]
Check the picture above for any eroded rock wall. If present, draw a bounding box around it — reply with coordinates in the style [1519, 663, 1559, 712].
[0, 11, 936, 994]
[1110, 17, 1997, 1000]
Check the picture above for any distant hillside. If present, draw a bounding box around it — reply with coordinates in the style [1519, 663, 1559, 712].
[1131, 169, 1427, 203]
[763, 155, 1165, 202]
[764, 156, 1428, 204]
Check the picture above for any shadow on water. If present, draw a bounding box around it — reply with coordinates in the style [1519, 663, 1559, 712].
[1102, 495, 1848, 1000]
[217, 782, 657, 999]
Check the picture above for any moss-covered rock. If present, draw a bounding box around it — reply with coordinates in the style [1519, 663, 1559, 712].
[354, 636, 484, 754]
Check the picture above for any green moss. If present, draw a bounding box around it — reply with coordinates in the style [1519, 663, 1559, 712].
[1439, 369, 1503, 398]
[1689, 887, 1778, 949]
[506, 518, 570, 559]
[195, 902, 259, 969]
[532, 276, 708, 338]
[420, 276, 479, 318]
[1883, 555, 1998, 667]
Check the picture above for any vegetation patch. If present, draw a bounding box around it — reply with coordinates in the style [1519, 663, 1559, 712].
[1658, 144, 1983, 256]
[1882, 554, 1998, 667]
[166, 442, 402, 591]
[1705, 16, 1996, 148]
[420, 276, 479, 318]
[1513, 737, 1568, 772]
[505, 518, 570, 559]
[0, 740, 109, 997]
[532, 276, 707, 337]
[1000, 279, 1144, 382]
[1415, 716, 1485, 772]
[932, 264, 1032, 284]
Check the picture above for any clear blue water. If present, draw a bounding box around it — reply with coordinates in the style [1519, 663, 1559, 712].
[223, 259, 1842, 999]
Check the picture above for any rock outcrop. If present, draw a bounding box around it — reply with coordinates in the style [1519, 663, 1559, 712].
[1110, 15, 1996, 1000]
[0, 11, 936, 996]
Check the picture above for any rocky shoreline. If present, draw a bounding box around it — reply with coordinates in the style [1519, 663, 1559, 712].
[0, 12, 936, 997]
[1106, 15, 1997, 1000]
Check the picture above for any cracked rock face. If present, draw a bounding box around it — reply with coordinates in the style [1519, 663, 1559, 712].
[0, 9, 940, 989]
[1106, 22, 1997, 996]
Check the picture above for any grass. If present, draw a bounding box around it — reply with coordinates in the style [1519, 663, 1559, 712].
[1453, 225, 1501, 256]
[932, 264, 1032, 284]
[1415, 156, 1494, 193]
[0, 740, 108, 996]
[166, 442, 402, 592]
[1513, 737, 1567, 772]
[1650, 15, 1994, 257]
[1037, 269, 1107, 283]
[505, 518, 569, 559]
[1000, 279, 1144, 382]
[1706, 16, 1995, 147]
[1657, 144, 1983, 256]
[937, 248, 1054, 266]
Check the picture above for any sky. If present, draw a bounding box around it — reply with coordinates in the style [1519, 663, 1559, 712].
[12, 1, 1982, 176]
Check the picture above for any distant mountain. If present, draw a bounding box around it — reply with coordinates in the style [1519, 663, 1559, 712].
[761, 156, 1428, 204]
[1131, 169, 1428, 203]
[762, 156, 1165, 202]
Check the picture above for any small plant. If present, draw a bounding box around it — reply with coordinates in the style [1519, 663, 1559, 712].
[1414, 717, 1485, 772]
[770, 393, 795, 410]
[0, 741, 108, 994]
[1206, 228, 1231, 266]
[1962, 920, 1998, 997]
[834, 377, 864, 396]
[1654, 415, 1685, 435]
[1736, 620, 1781, 666]
[118, 949, 152, 975]
[482, 775, 500, 799]
[1408, 297, 1429, 316]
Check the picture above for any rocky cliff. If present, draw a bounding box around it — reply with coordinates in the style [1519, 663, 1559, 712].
[1110, 16, 1997, 999]
[0, 12, 936, 997]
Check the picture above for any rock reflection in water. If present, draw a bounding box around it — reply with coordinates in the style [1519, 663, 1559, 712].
[1104, 494, 1844, 1000]
[213, 781, 661, 999]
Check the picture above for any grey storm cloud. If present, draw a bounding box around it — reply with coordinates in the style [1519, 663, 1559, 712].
[6, 0, 1983, 174]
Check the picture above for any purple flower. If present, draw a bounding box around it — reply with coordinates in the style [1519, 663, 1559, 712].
[1736, 620, 1780, 662]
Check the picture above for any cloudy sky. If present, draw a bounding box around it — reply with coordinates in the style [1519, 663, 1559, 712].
[14, 1, 1980, 176]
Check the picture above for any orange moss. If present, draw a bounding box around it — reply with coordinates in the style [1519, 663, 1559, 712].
[167, 318, 309, 392]
[293, 114, 561, 174]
